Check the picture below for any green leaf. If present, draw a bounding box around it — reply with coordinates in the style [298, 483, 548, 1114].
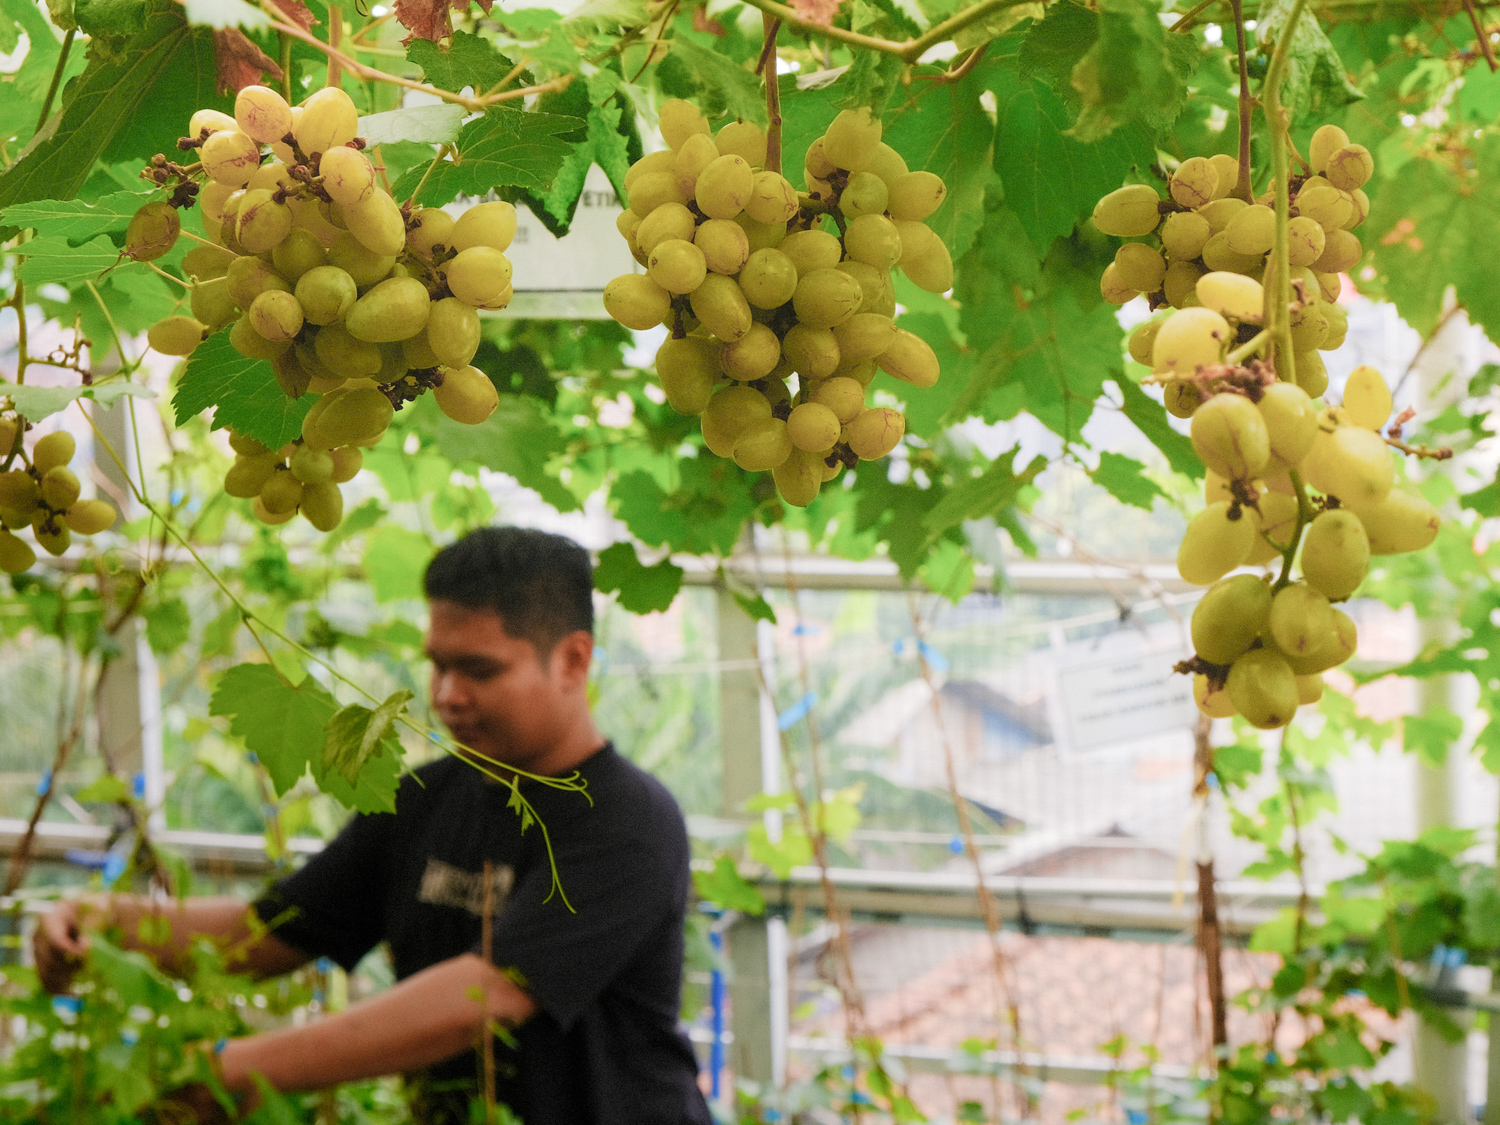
[1213, 738, 1263, 789]
[747, 821, 812, 879]
[921, 448, 1046, 543]
[692, 854, 765, 915]
[1089, 451, 1165, 510]
[1062, 0, 1199, 142]
[657, 34, 765, 123]
[361, 525, 432, 603]
[74, 774, 131, 803]
[1248, 907, 1299, 955]
[0, 0, 72, 152]
[1110, 373, 1204, 479]
[1, 190, 155, 242]
[143, 596, 191, 654]
[919, 537, 976, 601]
[406, 29, 518, 94]
[593, 541, 683, 615]
[1256, 0, 1364, 125]
[531, 101, 629, 236]
[1363, 135, 1500, 342]
[0, 378, 154, 421]
[208, 663, 338, 796]
[15, 234, 122, 286]
[1402, 707, 1462, 768]
[731, 589, 776, 625]
[611, 461, 755, 557]
[322, 688, 412, 785]
[357, 103, 466, 146]
[173, 330, 314, 449]
[391, 107, 578, 206]
[414, 393, 578, 513]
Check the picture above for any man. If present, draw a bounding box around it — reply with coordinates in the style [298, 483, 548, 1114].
[34, 526, 713, 1125]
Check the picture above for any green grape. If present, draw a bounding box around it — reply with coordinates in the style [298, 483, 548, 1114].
[1343, 189, 1370, 230]
[374, 343, 409, 386]
[1343, 365, 1392, 431]
[603, 273, 672, 330]
[894, 222, 953, 294]
[701, 385, 773, 456]
[295, 87, 359, 156]
[198, 180, 239, 227]
[234, 188, 292, 254]
[1313, 228, 1363, 276]
[1309, 124, 1350, 174]
[628, 172, 690, 218]
[624, 150, 676, 189]
[1227, 648, 1298, 729]
[646, 239, 707, 295]
[234, 84, 292, 144]
[655, 337, 721, 415]
[689, 274, 753, 342]
[695, 219, 750, 276]
[1152, 307, 1231, 376]
[1099, 264, 1137, 306]
[182, 243, 234, 282]
[1169, 156, 1219, 209]
[342, 190, 406, 257]
[147, 315, 208, 357]
[1257, 382, 1318, 464]
[781, 324, 841, 379]
[450, 201, 517, 253]
[125, 202, 180, 262]
[792, 268, 863, 329]
[1301, 424, 1393, 506]
[1286, 216, 1327, 268]
[287, 195, 343, 249]
[831, 312, 897, 365]
[1325, 144, 1374, 192]
[1313, 270, 1342, 304]
[807, 376, 865, 424]
[446, 246, 514, 307]
[65, 499, 115, 536]
[313, 323, 383, 378]
[247, 161, 294, 193]
[0, 469, 37, 527]
[773, 448, 824, 508]
[1296, 350, 1329, 398]
[779, 230, 843, 275]
[229, 314, 291, 361]
[1114, 243, 1166, 293]
[1296, 674, 1324, 705]
[249, 289, 305, 343]
[312, 386, 395, 449]
[259, 468, 303, 514]
[1162, 261, 1206, 309]
[40, 466, 80, 509]
[271, 229, 327, 284]
[865, 143, 908, 189]
[696, 155, 755, 220]
[715, 120, 768, 165]
[267, 348, 312, 398]
[1160, 211, 1212, 261]
[617, 209, 644, 259]
[1200, 232, 1263, 275]
[659, 98, 710, 149]
[296, 265, 359, 326]
[755, 373, 793, 412]
[402, 330, 442, 370]
[822, 107, 882, 172]
[344, 277, 431, 343]
[1294, 185, 1352, 230]
[1199, 197, 1246, 233]
[1248, 491, 1300, 565]
[887, 171, 946, 222]
[1268, 583, 1334, 659]
[1176, 501, 1254, 586]
[224, 454, 278, 498]
[786, 402, 841, 453]
[876, 330, 939, 388]
[227, 431, 270, 457]
[319, 145, 375, 209]
[803, 137, 836, 184]
[426, 298, 483, 369]
[434, 365, 499, 425]
[1289, 304, 1329, 351]
[252, 495, 296, 525]
[201, 129, 262, 187]
[329, 446, 363, 483]
[1300, 509, 1370, 600]
[0, 418, 15, 458]
[719, 323, 781, 381]
[732, 417, 793, 471]
[837, 260, 895, 317]
[407, 208, 456, 256]
[1190, 573, 1272, 664]
[289, 444, 334, 485]
[675, 133, 719, 184]
[31, 514, 70, 557]
[1350, 488, 1440, 555]
[744, 171, 800, 225]
[844, 407, 905, 460]
[1195, 271, 1263, 324]
[1126, 320, 1162, 366]
[189, 108, 238, 138]
[1091, 184, 1161, 238]
[839, 172, 889, 220]
[299, 480, 343, 531]
[1191, 393, 1270, 480]
[735, 215, 787, 253]
[637, 203, 696, 255]
[739, 249, 799, 309]
[1225, 205, 1275, 256]
[843, 214, 903, 270]
[227, 256, 290, 310]
[1194, 674, 1236, 718]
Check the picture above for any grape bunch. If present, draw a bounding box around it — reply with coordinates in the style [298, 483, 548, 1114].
[0, 421, 118, 573]
[602, 100, 951, 507]
[140, 85, 508, 530]
[1098, 123, 1376, 403]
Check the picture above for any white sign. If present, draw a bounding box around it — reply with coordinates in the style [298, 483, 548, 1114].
[1054, 644, 1196, 753]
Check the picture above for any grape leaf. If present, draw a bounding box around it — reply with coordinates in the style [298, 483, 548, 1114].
[15, 234, 122, 286]
[611, 460, 755, 557]
[1363, 135, 1500, 343]
[173, 330, 314, 448]
[693, 854, 765, 915]
[530, 101, 629, 235]
[0, 0, 74, 152]
[921, 446, 1045, 544]
[1402, 706, 1463, 768]
[1, 191, 156, 242]
[406, 29, 517, 94]
[882, 311, 973, 439]
[361, 524, 432, 603]
[0, 378, 155, 421]
[1065, 0, 1200, 142]
[412, 394, 578, 513]
[1089, 451, 1165, 510]
[323, 688, 411, 785]
[656, 33, 765, 124]
[594, 541, 683, 614]
[208, 662, 339, 796]
[358, 103, 465, 146]
[1256, 0, 1363, 125]
[390, 107, 578, 205]
[1109, 373, 1203, 479]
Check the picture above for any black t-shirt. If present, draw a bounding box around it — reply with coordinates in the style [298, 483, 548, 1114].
[252, 744, 712, 1125]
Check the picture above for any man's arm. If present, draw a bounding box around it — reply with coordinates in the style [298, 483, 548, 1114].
[33, 895, 310, 992]
[217, 953, 536, 1095]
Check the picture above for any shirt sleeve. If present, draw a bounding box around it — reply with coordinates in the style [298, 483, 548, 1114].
[251, 807, 395, 972]
[479, 796, 685, 1031]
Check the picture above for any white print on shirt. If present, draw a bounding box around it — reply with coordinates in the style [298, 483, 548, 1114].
[417, 857, 515, 916]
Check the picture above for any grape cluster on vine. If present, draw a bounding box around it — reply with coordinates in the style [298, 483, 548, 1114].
[141, 85, 509, 532]
[603, 100, 951, 507]
[0, 424, 117, 573]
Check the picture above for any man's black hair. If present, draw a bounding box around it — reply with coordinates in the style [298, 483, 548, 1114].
[423, 526, 594, 652]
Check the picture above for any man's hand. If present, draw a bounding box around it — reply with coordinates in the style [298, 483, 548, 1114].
[32, 899, 93, 994]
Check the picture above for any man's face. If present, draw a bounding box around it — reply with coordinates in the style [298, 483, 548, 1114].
[424, 600, 575, 771]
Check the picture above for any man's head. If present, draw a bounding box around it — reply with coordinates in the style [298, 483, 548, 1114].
[422, 527, 602, 773]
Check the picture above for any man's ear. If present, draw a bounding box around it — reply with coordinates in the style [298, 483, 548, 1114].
[552, 631, 594, 689]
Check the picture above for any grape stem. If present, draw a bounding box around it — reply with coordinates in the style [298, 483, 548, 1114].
[326, 4, 343, 89]
[1226, 329, 1269, 365]
[35, 27, 75, 134]
[1261, 0, 1306, 387]
[734, 0, 1034, 64]
[1383, 436, 1454, 461]
[1273, 468, 1317, 591]
[1228, 0, 1254, 202]
[759, 13, 783, 175]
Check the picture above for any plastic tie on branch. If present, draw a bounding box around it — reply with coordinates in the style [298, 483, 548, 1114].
[132, 770, 146, 799]
[36, 769, 51, 797]
[51, 995, 83, 1020]
[777, 691, 817, 731]
[917, 639, 949, 673]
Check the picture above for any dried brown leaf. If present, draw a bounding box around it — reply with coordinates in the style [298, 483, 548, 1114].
[213, 28, 284, 96]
